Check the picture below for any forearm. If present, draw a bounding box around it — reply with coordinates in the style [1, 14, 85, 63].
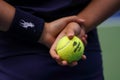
[0, 0, 15, 31]
[77, 0, 120, 33]
[0, 0, 45, 43]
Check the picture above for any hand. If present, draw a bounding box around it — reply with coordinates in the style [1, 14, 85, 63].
[50, 22, 87, 67]
[38, 16, 85, 48]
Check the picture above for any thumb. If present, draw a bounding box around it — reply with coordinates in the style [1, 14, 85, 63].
[66, 28, 75, 40]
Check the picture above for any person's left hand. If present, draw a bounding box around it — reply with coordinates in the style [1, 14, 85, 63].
[50, 22, 87, 67]
[39, 16, 84, 48]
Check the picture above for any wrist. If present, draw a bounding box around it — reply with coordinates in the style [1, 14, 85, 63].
[38, 22, 48, 44]
[7, 8, 44, 43]
[38, 22, 53, 48]
[72, 21, 86, 33]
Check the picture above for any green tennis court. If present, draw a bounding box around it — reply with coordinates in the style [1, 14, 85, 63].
[98, 14, 120, 80]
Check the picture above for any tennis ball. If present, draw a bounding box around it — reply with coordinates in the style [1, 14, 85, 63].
[56, 36, 85, 63]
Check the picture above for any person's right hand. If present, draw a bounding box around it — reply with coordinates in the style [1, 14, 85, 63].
[50, 22, 87, 67]
[38, 16, 85, 48]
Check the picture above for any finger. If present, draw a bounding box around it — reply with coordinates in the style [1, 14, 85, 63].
[50, 16, 79, 36]
[81, 36, 87, 46]
[60, 16, 85, 26]
[63, 25, 75, 39]
[66, 30, 75, 40]
[66, 16, 85, 24]
[82, 34, 87, 38]
[79, 28, 85, 38]
[50, 32, 67, 64]
[78, 19, 85, 22]
[65, 23, 80, 39]
[49, 33, 64, 60]
[79, 27, 87, 45]
[56, 60, 68, 66]
[77, 19, 85, 24]
[50, 48, 67, 66]
[69, 61, 78, 67]
[49, 49, 60, 60]
[60, 60, 68, 66]
[81, 55, 87, 60]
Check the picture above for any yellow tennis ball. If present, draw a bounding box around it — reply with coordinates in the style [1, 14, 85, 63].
[56, 36, 85, 63]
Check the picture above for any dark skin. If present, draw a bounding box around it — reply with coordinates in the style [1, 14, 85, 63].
[50, 22, 87, 66]
[0, 0, 87, 66]
[50, 0, 120, 66]
[0, 0, 87, 48]
[0, 0, 120, 66]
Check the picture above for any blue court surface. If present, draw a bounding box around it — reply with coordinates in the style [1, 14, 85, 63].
[98, 11, 120, 80]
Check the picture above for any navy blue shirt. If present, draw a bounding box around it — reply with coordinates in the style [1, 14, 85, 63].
[0, 0, 103, 80]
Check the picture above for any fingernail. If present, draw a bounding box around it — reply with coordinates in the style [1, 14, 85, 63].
[78, 19, 85, 22]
